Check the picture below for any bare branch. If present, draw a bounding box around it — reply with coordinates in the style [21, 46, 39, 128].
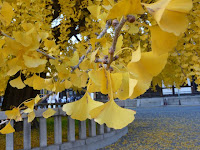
[36, 92, 54, 105]
[71, 20, 112, 72]
[97, 20, 112, 39]
[0, 31, 61, 61]
[71, 46, 92, 72]
[74, 34, 81, 42]
[36, 49, 57, 60]
[107, 17, 127, 69]
[0, 31, 15, 40]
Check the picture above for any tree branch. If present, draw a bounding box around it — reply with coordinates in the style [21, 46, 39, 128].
[36, 49, 57, 60]
[71, 20, 112, 72]
[0, 31, 15, 40]
[36, 92, 54, 105]
[0, 31, 62, 61]
[107, 17, 127, 69]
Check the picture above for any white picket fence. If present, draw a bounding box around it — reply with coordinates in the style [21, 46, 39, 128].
[0, 108, 128, 150]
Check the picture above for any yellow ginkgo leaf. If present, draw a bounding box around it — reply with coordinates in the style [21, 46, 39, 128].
[39, 32, 49, 40]
[90, 38, 107, 50]
[24, 75, 34, 87]
[116, 72, 129, 100]
[129, 78, 138, 97]
[9, 76, 26, 89]
[129, 79, 151, 99]
[23, 55, 47, 68]
[13, 31, 32, 47]
[63, 92, 103, 121]
[128, 24, 139, 34]
[33, 75, 46, 90]
[87, 79, 101, 93]
[87, 5, 101, 19]
[0, 52, 5, 67]
[28, 64, 46, 73]
[68, 51, 79, 66]
[5, 107, 22, 122]
[0, 39, 5, 48]
[140, 52, 168, 77]
[115, 35, 123, 55]
[34, 95, 41, 104]
[28, 111, 35, 123]
[90, 99, 136, 129]
[24, 99, 35, 113]
[150, 25, 179, 55]
[43, 108, 56, 119]
[7, 65, 22, 76]
[107, 0, 144, 19]
[128, 51, 168, 83]
[116, 72, 137, 100]
[88, 68, 106, 87]
[131, 43, 141, 62]
[0, 122, 15, 134]
[90, 49, 99, 63]
[88, 68, 111, 94]
[70, 73, 81, 88]
[65, 80, 72, 89]
[0, 2, 14, 26]
[110, 73, 122, 92]
[143, 0, 193, 36]
[79, 58, 92, 71]
[81, 72, 89, 87]
[53, 82, 65, 93]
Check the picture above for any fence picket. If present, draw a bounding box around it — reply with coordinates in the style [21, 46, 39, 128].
[54, 115, 62, 144]
[23, 118, 31, 149]
[67, 116, 75, 142]
[39, 117, 47, 147]
[79, 121, 86, 139]
[6, 120, 14, 150]
[88, 119, 96, 137]
[97, 123, 104, 135]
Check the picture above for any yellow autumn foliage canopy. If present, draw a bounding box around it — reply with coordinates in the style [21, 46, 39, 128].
[0, 0, 199, 133]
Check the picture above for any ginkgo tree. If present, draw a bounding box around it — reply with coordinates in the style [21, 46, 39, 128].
[0, 0, 199, 134]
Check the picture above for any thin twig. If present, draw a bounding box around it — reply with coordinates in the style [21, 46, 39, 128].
[71, 20, 112, 72]
[97, 20, 112, 39]
[74, 34, 81, 42]
[0, 31, 15, 40]
[71, 46, 92, 72]
[36, 92, 54, 105]
[107, 17, 127, 69]
[36, 49, 57, 60]
[0, 31, 60, 61]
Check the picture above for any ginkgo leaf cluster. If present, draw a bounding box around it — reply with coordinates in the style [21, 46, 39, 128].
[0, 0, 198, 133]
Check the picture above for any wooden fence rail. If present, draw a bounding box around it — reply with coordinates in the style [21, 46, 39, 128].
[0, 108, 128, 150]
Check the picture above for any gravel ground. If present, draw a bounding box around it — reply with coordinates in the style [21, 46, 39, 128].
[101, 106, 200, 150]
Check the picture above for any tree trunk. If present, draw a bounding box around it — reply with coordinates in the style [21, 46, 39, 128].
[2, 72, 40, 131]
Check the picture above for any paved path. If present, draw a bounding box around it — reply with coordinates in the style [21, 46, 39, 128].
[101, 106, 200, 150]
